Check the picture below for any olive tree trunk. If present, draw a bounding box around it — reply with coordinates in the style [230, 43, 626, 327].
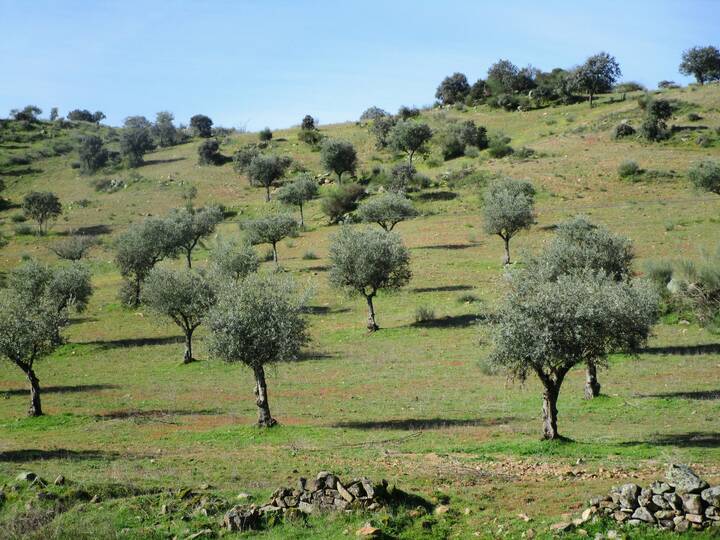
[185, 249, 193, 269]
[253, 365, 276, 427]
[299, 203, 304, 228]
[271, 242, 279, 267]
[365, 294, 379, 332]
[265, 185, 271, 202]
[584, 360, 601, 399]
[501, 235, 511, 265]
[22, 366, 42, 417]
[541, 383, 559, 440]
[183, 328, 195, 364]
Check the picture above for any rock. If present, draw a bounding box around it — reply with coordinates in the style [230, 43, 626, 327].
[90, 495, 100, 503]
[16, 472, 37, 482]
[185, 529, 212, 540]
[236, 492, 252, 501]
[297, 501, 314, 514]
[160, 504, 168, 515]
[618, 483, 640, 509]
[664, 492, 683, 511]
[360, 478, 375, 499]
[367, 502, 381, 511]
[658, 519, 675, 530]
[336, 481, 354, 503]
[581, 507, 596, 521]
[53, 475, 65, 486]
[224, 505, 262, 532]
[681, 493, 705, 514]
[627, 519, 642, 526]
[675, 519, 690, 532]
[613, 511, 629, 522]
[525, 529, 536, 539]
[434, 505, 450, 515]
[549, 521, 572, 532]
[686, 513, 704, 524]
[356, 523, 381, 538]
[666, 464, 708, 494]
[654, 510, 675, 520]
[706, 506, 719, 520]
[651, 495, 670, 510]
[631, 507, 655, 523]
[606, 530, 618, 539]
[638, 488, 653, 508]
[702, 486, 720, 507]
[650, 481, 672, 495]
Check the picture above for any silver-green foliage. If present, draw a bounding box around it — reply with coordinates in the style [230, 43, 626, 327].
[482, 178, 535, 264]
[320, 139, 358, 182]
[208, 237, 259, 281]
[389, 121, 433, 164]
[143, 267, 215, 363]
[688, 159, 720, 195]
[276, 174, 319, 226]
[166, 206, 224, 268]
[358, 193, 418, 231]
[9, 259, 93, 315]
[242, 214, 298, 265]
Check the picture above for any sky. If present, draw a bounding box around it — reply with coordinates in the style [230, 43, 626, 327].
[1, 0, 718, 131]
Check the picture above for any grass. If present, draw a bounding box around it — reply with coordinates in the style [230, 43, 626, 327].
[1, 85, 720, 538]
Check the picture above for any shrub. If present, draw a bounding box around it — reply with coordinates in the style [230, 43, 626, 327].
[486, 133, 514, 158]
[259, 127, 273, 142]
[91, 178, 125, 193]
[22, 191, 62, 234]
[397, 106, 420, 120]
[197, 139, 221, 165]
[414, 305, 435, 323]
[320, 139, 358, 182]
[465, 146, 480, 158]
[688, 159, 720, 195]
[298, 128, 323, 146]
[320, 183, 365, 224]
[302, 250, 318, 260]
[14, 223, 34, 235]
[687, 112, 702, 121]
[614, 123, 636, 139]
[643, 260, 674, 292]
[369, 116, 397, 149]
[232, 145, 261, 173]
[618, 160, 641, 178]
[11, 213, 27, 223]
[457, 293, 480, 304]
[50, 235, 95, 261]
[658, 80, 679, 89]
[360, 107, 390, 121]
[190, 114, 213, 137]
[514, 147, 535, 159]
[614, 81, 645, 93]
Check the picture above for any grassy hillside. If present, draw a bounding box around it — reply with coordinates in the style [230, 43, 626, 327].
[0, 85, 719, 539]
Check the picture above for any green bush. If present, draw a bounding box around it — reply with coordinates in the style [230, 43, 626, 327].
[687, 112, 702, 122]
[618, 160, 641, 178]
[613, 123, 636, 139]
[302, 250, 318, 260]
[320, 183, 365, 224]
[688, 159, 720, 194]
[464, 146, 480, 158]
[414, 305, 435, 323]
[487, 133, 514, 158]
[14, 223, 34, 235]
[259, 127, 273, 142]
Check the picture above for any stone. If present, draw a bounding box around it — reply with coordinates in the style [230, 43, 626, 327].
[186, 529, 212, 540]
[434, 505, 450, 515]
[549, 522, 572, 532]
[681, 493, 705, 514]
[581, 507, 596, 521]
[224, 505, 262, 532]
[160, 504, 168, 515]
[651, 495, 670, 510]
[706, 506, 720, 520]
[675, 519, 690, 533]
[16, 472, 37, 482]
[702, 486, 720, 507]
[613, 511, 629, 522]
[650, 481, 672, 495]
[638, 488, 653, 508]
[356, 524, 381, 538]
[631, 507, 655, 523]
[236, 492, 252, 501]
[627, 519, 641, 526]
[606, 530, 618, 539]
[618, 483, 640, 509]
[664, 492, 683, 511]
[666, 464, 708, 494]
[336, 481, 354, 503]
[360, 478, 375, 499]
[53, 475, 65, 486]
[658, 519, 675, 530]
[654, 510, 675, 520]
[686, 513, 704, 524]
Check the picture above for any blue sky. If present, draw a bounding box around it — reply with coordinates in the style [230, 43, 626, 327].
[1, 0, 717, 130]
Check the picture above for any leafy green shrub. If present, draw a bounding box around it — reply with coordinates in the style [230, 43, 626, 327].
[11, 213, 27, 223]
[514, 147, 535, 159]
[259, 128, 273, 142]
[14, 223, 33, 235]
[197, 139, 222, 165]
[414, 305, 435, 323]
[486, 133, 514, 158]
[618, 160, 641, 179]
[464, 146, 480, 158]
[91, 178, 125, 193]
[697, 135, 712, 148]
[458, 293, 480, 304]
[688, 159, 720, 194]
[613, 123, 636, 139]
[320, 183, 365, 224]
[302, 250, 318, 260]
[643, 260, 673, 292]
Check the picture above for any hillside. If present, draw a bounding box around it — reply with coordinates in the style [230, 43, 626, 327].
[1, 85, 720, 539]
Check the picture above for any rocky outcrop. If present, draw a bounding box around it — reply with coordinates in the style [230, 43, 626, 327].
[224, 472, 388, 532]
[579, 465, 719, 532]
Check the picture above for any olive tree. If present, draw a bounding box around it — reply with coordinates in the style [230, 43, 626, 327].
[276, 174, 318, 227]
[78, 134, 108, 174]
[329, 227, 411, 331]
[114, 217, 181, 306]
[208, 237, 259, 281]
[689, 159, 720, 195]
[247, 154, 290, 201]
[435, 72, 471, 105]
[154, 111, 179, 147]
[529, 216, 634, 398]
[143, 268, 215, 364]
[679, 46, 720, 85]
[167, 206, 224, 268]
[489, 270, 657, 439]
[482, 178, 535, 265]
[389, 121, 433, 165]
[0, 292, 64, 417]
[22, 191, 62, 234]
[573, 52, 621, 107]
[370, 115, 397, 149]
[121, 118, 155, 167]
[197, 139, 222, 165]
[243, 213, 298, 266]
[320, 139, 358, 183]
[50, 235, 95, 261]
[207, 273, 308, 427]
[190, 114, 213, 137]
[358, 193, 418, 231]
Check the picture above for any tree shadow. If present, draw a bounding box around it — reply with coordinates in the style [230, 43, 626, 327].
[140, 157, 186, 166]
[299, 265, 330, 273]
[59, 224, 112, 236]
[82, 336, 184, 349]
[69, 316, 100, 325]
[415, 243, 474, 251]
[95, 408, 221, 420]
[624, 432, 720, 449]
[410, 314, 486, 328]
[333, 416, 515, 430]
[637, 389, 720, 400]
[1, 167, 43, 177]
[0, 448, 120, 462]
[415, 191, 457, 202]
[412, 285, 474, 293]
[289, 350, 337, 363]
[0, 384, 120, 396]
[641, 343, 720, 355]
[671, 125, 709, 133]
[301, 305, 350, 315]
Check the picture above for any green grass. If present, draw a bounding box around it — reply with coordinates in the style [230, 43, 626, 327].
[1, 85, 720, 538]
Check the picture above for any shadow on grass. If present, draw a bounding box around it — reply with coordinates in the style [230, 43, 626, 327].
[59, 224, 112, 236]
[290, 350, 336, 363]
[412, 284, 473, 293]
[0, 448, 119, 462]
[415, 191, 457, 202]
[300, 305, 350, 315]
[1, 167, 43, 177]
[640, 343, 720, 355]
[83, 336, 184, 349]
[638, 389, 720, 400]
[410, 314, 487, 328]
[1, 384, 120, 396]
[95, 408, 221, 420]
[625, 432, 720, 449]
[299, 265, 330, 273]
[333, 416, 515, 430]
[415, 243, 474, 251]
[140, 157, 186, 166]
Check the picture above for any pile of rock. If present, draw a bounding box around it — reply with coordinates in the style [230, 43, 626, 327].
[582, 464, 719, 532]
[224, 472, 388, 532]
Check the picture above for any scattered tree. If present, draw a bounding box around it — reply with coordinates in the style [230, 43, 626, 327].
[320, 139, 358, 183]
[360, 107, 390, 121]
[369, 115, 397, 149]
[0, 291, 63, 416]
[78, 135, 108, 174]
[67, 109, 96, 122]
[276, 174, 319, 227]
[320, 183, 365, 224]
[301, 115, 316, 130]
[232, 145, 261, 173]
[436, 72, 471, 105]
[10, 105, 42, 123]
[121, 117, 155, 167]
[328, 227, 411, 331]
[259, 127, 273, 142]
[488, 270, 657, 439]
[167, 206, 224, 268]
[207, 273, 308, 426]
[143, 267, 215, 364]
[679, 46, 720, 85]
[389, 121, 433, 164]
[197, 139, 222, 165]
[49, 107, 59, 121]
[482, 178, 535, 265]
[573, 52, 622, 107]
[689, 159, 720, 195]
[154, 111, 179, 147]
[358, 193, 418, 231]
[208, 237, 259, 281]
[388, 164, 416, 194]
[246, 154, 290, 201]
[243, 213, 298, 266]
[22, 191, 62, 234]
[50, 235, 96, 261]
[190, 114, 213, 137]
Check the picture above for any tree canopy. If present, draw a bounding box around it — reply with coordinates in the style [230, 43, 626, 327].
[22, 191, 62, 234]
[320, 139, 358, 182]
[389, 121, 433, 164]
[435, 72, 471, 105]
[167, 206, 224, 268]
[243, 213, 298, 265]
[679, 46, 720, 85]
[276, 174, 319, 226]
[573, 52, 621, 107]
[246, 154, 290, 201]
[358, 193, 418, 231]
[482, 178, 535, 264]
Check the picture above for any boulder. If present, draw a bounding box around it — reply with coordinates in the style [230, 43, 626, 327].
[224, 505, 261, 532]
[16, 472, 37, 483]
[356, 524, 382, 538]
[631, 507, 655, 523]
[618, 483, 640, 509]
[666, 464, 708, 494]
[681, 493, 705, 515]
[685, 513, 704, 524]
[650, 481, 672, 495]
[701, 486, 720, 507]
